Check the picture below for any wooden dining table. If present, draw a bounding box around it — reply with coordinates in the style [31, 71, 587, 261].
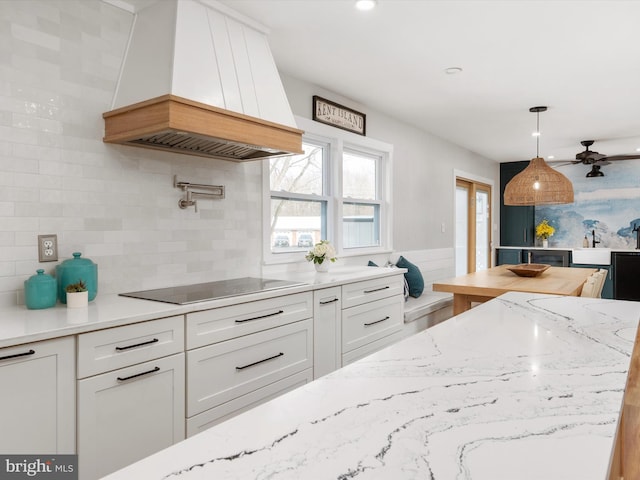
[433, 264, 597, 315]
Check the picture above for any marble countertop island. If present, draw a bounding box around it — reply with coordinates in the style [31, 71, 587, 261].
[104, 292, 639, 480]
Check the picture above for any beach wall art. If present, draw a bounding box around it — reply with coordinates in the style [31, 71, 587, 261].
[535, 159, 640, 249]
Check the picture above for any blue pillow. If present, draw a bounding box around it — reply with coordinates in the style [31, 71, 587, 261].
[396, 256, 424, 298]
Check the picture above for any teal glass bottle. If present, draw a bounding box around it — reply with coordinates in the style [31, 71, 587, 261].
[24, 269, 57, 309]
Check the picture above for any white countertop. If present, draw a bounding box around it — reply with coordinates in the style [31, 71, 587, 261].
[498, 246, 640, 252]
[104, 292, 639, 480]
[0, 266, 402, 349]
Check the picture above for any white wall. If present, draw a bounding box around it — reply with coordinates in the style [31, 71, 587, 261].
[0, 1, 264, 306]
[0, 0, 498, 306]
[280, 74, 499, 252]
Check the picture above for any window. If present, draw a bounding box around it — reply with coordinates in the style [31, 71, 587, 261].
[269, 141, 329, 253]
[342, 149, 381, 249]
[264, 116, 392, 263]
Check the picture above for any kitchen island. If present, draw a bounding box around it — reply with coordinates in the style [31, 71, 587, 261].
[104, 292, 639, 480]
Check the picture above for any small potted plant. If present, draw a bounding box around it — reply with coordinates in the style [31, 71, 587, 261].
[65, 280, 88, 308]
[305, 240, 337, 272]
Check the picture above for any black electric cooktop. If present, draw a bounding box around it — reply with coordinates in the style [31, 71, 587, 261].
[119, 277, 306, 305]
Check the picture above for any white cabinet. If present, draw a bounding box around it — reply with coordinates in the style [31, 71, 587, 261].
[186, 293, 314, 433]
[0, 336, 75, 454]
[77, 316, 185, 480]
[313, 286, 341, 379]
[341, 274, 404, 366]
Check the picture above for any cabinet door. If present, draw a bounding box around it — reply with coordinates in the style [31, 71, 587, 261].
[313, 286, 342, 379]
[0, 336, 75, 454]
[496, 248, 523, 266]
[500, 161, 534, 246]
[613, 253, 640, 301]
[77, 353, 185, 480]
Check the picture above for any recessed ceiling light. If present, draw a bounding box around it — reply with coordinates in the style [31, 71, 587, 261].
[532, 131, 540, 137]
[444, 67, 463, 75]
[636, 147, 640, 152]
[548, 155, 554, 159]
[355, 0, 377, 11]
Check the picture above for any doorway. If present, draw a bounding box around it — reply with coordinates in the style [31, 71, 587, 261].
[455, 178, 492, 275]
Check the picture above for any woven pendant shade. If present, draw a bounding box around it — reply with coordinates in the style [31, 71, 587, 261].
[504, 157, 574, 205]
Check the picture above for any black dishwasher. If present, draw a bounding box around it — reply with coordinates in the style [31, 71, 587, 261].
[613, 252, 640, 301]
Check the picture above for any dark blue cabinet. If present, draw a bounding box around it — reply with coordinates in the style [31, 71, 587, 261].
[500, 161, 534, 247]
[496, 248, 523, 265]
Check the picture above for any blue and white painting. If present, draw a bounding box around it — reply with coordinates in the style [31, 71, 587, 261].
[535, 159, 640, 249]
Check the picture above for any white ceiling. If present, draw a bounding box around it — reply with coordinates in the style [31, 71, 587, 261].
[123, 0, 640, 165]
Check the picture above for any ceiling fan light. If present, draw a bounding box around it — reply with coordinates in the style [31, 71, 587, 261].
[586, 165, 604, 177]
[504, 157, 574, 205]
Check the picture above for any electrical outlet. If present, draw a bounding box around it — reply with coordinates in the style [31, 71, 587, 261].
[38, 234, 58, 262]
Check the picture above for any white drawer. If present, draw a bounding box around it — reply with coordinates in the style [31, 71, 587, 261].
[186, 292, 312, 349]
[187, 319, 312, 417]
[341, 275, 404, 309]
[342, 295, 403, 354]
[186, 368, 312, 437]
[342, 331, 403, 366]
[77, 316, 184, 379]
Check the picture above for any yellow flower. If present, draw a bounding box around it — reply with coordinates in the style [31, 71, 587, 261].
[536, 219, 555, 240]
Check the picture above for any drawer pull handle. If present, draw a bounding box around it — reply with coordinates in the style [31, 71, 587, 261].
[0, 349, 35, 361]
[364, 316, 390, 327]
[117, 366, 160, 382]
[319, 298, 339, 305]
[235, 310, 284, 323]
[115, 338, 159, 351]
[236, 352, 284, 371]
[363, 286, 390, 294]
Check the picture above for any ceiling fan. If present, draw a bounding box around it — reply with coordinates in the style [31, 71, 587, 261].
[554, 140, 640, 177]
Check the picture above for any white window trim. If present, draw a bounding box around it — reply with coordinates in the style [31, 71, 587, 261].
[263, 115, 394, 266]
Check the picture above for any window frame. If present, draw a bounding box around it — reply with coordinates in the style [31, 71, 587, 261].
[262, 115, 393, 265]
[341, 146, 384, 250]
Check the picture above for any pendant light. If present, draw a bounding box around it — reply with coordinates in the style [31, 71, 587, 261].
[504, 106, 574, 206]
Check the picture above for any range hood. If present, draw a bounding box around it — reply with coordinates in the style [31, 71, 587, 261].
[103, 0, 303, 162]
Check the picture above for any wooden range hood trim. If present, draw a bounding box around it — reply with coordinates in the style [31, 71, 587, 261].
[102, 95, 304, 162]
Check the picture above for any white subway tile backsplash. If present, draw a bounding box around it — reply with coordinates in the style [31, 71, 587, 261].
[0, 0, 265, 303]
[13, 231, 35, 246]
[0, 202, 15, 216]
[0, 231, 15, 246]
[0, 262, 16, 277]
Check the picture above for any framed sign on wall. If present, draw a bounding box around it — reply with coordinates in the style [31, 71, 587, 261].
[312, 96, 366, 136]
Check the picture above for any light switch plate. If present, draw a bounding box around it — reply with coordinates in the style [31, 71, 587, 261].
[38, 234, 58, 262]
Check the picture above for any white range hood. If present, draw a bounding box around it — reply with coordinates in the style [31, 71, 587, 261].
[103, 0, 303, 161]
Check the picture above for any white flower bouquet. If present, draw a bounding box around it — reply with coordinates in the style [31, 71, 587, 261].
[305, 240, 337, 265]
